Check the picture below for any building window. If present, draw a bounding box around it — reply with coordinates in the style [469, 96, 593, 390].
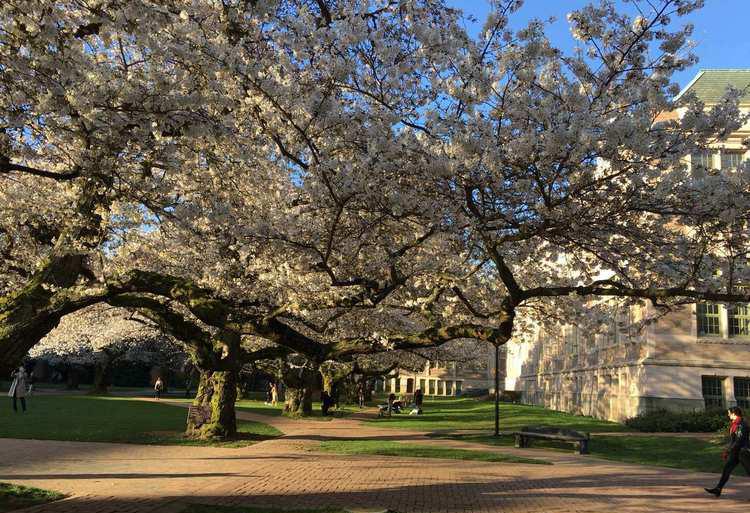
[735, 378, 750, 409]
[384, 379, 391, 393]
[729, 302, 750, 337]
[437, 381, 444, 395]
[455, 381, 462, 395]
[394, 378, 401, 394]
[697, 303, 721, 336]
[445, 380, 453, 396]
[702, 376, 725, 409]
[419, 378, 426, 392]
[428, 379, 436, 395]
[691, 150, 716, 171]
[721, 150, 744, 171]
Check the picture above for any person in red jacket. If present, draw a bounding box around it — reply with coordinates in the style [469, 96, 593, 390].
[706, 406, 750, 497]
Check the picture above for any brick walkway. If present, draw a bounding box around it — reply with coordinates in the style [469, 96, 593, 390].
[1, 402, 748, 513]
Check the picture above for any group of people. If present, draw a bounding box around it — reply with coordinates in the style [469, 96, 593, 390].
[381, 388, 424, 417]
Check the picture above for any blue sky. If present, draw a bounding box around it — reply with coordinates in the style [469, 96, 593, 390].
[446, 0, 750, 89]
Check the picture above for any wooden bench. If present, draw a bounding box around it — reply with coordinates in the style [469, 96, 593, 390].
[187, 404, 212, 428]
[513, 426, 590, 454]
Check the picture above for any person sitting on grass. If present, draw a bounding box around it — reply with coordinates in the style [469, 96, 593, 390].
[387, 392, 396, 417]
[705, 406, 750, 498]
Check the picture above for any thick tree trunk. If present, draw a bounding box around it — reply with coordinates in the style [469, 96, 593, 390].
[281, 364, 318, 416]
[283, 385, 313, 415]
[91, 359, 110, 395]
[186, 369, 238, 440]
[200, 370, 238, 439]
[64, 365, 80, 390]
[91, 350, 121, 395]
[186, 370, 213, 434]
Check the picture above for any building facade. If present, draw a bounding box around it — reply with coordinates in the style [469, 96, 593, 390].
[505, 70, 750, 422]
[377, 344, 505, 397]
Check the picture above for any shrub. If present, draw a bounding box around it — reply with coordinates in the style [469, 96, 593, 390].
[625, 408, 727, 432]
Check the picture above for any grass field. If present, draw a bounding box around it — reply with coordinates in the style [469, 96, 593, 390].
[429, 431, 734, 474]
[236, 399, 355, 420]
[316, 440, 550, 465]
[369, 398, 739, 474]
[368, 397, 631, 433]
[0, 396, 281, 446]
[0, 483, 65, 512]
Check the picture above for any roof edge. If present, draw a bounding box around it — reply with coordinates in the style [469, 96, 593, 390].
[674, 70, 705, 102]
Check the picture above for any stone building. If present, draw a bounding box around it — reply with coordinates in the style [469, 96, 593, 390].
[378, 343, 504, 397]
[505, 70, 750, 422]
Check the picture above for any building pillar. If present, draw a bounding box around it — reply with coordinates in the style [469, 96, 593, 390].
[725, 376, 737, 408]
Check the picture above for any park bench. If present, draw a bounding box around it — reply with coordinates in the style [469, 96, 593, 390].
[513, 426, 590, 454]
[187, 404, 212, 428]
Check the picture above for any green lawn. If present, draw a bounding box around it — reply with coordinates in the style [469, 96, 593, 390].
[0, 483, 65, 512]
[431, 432, 735, 474]
[236, 400, 355, 420]
[366, 398, 740, 474]
[316, 440, 550, 465]
[183, 505, 352, 513]
[0, 396, 281, 447]
[368, 398, 630, 433]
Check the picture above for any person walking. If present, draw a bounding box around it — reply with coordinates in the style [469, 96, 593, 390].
[387, 392, 396, 417]
[414, 388, 424, 415]
[154, 377, 164, 400]
[270, 382, 278, 406]
[705, 406, 750, 497]
[8, 366, 28, 413]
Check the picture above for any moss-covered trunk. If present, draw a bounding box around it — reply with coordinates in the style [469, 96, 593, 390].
[282, 365, 318, 416]
[283, 385, 313, 415]
[200, 370, 237, 439]
[186, 367, 238, 440]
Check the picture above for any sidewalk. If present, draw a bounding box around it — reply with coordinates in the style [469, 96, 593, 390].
[0, 400, 746, 513]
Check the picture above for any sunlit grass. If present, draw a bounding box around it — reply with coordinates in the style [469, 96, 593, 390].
[316, 439, 550, 465]
[0, 395, 280, 447]
[367, 397, 630, 433]
[0, 482, 65, 512]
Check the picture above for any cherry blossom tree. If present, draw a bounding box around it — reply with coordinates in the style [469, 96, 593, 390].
[3, 0, 750, 441]
[31, 305, 185, 394]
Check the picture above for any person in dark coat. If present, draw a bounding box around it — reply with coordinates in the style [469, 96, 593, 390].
[706, 406, 750, 497]
[321, 390, 333, 416]
[414, 388, 424, 414]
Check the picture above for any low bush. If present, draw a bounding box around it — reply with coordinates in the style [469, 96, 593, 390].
[625, 408, 728, 433]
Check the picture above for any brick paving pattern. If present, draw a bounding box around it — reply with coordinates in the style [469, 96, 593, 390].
[1, 401, 748, 512]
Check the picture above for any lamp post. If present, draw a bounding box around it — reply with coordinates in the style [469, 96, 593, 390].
[494, 343, 500, 437]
